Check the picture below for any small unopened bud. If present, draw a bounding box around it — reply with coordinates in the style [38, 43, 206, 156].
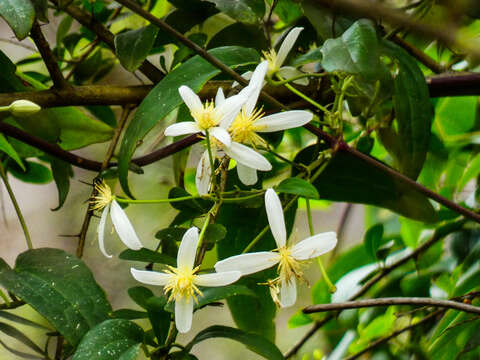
[9, 100, 41, 117]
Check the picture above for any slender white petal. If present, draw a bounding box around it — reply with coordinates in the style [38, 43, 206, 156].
[276, 27, 303, 68]
[209, 126, 231, 147]
[279, 278, 297, 308]
[243, 61, 268, 117]
[232, 71, 253, 88]
[177, 227, 199, 270]
[215, 252, 279, 276]
[255, 110, 313, 133]
[215, 87, 225, 106]
[130, 268, 173, 286]
[223, 142, 271, 171]
[237, 163, 258, 185]
[217, 94, 248, 129]
[277, 66, 309, 85]
[265, 188, 287, 248]
[164, 122, 201, 137]
[175, 296, 194, 333]
[178, 85, 202, 113]
[291, 232, 337, 260]
[110, 200, 142, 250]
[195, 271, 242, 287]
[196, 150, 212, 196]
[97, 204, 112, 258]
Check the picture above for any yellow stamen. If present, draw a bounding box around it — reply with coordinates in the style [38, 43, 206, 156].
[163, 265, 202, 303]
[191, 101, 219, 130]
[90, 180, 114, 211]
[262, 49, 279, 76]
[229, 107, 267, 147]
[277, 246, 303, 283]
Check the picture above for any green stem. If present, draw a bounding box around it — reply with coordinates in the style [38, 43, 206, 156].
[0, 162, 32, 249]
[305, 199, 314, 235]
[216, 192, 265, 203]
[198, 212, 211, 245]
[269, 72, 327, 86]
[0, 106, 10, 112]
[277, 75, 330, 114]
[115, 195, 202, 204]
[205, 130, 216, 191]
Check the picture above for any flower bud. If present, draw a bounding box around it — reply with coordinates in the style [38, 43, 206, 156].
[9, 100, 41, 117]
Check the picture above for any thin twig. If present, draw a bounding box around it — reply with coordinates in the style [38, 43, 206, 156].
[0, 162, 33, 249]
[76, 105, 134, 258]
[304, 297, 480, 315]
[30, 22, 70, 89]
[332, 203, 352, 257]
[344, 310, 444, 360]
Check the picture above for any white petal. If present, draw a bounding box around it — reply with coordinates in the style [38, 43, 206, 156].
[164, 122, 201, 137]
[209, 126, 231, 147]
[265, 188, 286, 248]
[279, 278, 297, 308]
[196, 150, 212, 196]
[178, 85, 202, 113]
[177, 227, 199, 270]
[277, 66, 308, 85]
[214, 252, 279, 276]
[130, 268, 173, 286]
[291, 232, 337, 260]
[276, 27, 303, 68]
[110, 200, 143, 250]
[223, 142, 271, 171]
[237, 163, 258, 185]
[215, 87, 225, 106]
[232, 71, 253, 88]
[175, 296, 194, 333]
[243, 61, 268, 117]
[97, 204, 112, 258]
[195, 271, 242, 287]
[217, 94, 248, 129]
[255, 110, 313, 133]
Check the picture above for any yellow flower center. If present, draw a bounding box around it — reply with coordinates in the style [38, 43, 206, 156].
[163, 265, 202, 302]
[91, 180, 114, 211]
[262, 49, 279, 76]
[229, 107, 267, 147]
[191, 101, 219, 130]
[277, 246, 303, 283]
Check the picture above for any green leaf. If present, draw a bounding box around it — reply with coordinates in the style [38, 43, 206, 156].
[270, 0, 303, 25]
[203, 223, 227, 250]
[128, 286, 154, 309]
[0, 133, 24, 170]
[294, 145, 437, 223]
[0, 321, 44, 355]
[0, 0, 35, 40]
[8, 160, 53, 184]
[379, 40, 433, 179]
[321, 19, 380, 79]
[185, 325, 283, 360]
[72, 319, 143, 360]
[119, 248, 176, 266]
[207, 0, 265, 24]
[0, 337, 44, 359]
[277, 177, 319, 199]
[144, 296, 170, 345]
[433, 96, 477, 139]
[118, 46, 260, 197]
[0, 249, 112, 346]
[49, 156, 73, 211]
[111, 309, 149, 320]
[363, 223, 384, 260]
[115, 25, 159, 72]
[459, 153, 480, 191]
[208, 23, 268, 50]
[0, 311, 50, 330]
[292, 47, 322, 67]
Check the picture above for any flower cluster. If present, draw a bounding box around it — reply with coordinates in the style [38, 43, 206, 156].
[89, 57, 337, 334]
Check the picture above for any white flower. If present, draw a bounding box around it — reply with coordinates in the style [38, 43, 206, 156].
[234, 27, 307, 87]
[91, 180, 143, 258]
[226, 61, 313, 185]
[131, 227, 241, 333]
[215, 188, 337, 308]
[164, 85, 248, 147]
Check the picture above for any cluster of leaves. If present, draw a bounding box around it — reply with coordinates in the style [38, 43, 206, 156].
[0, 0, 480, 359]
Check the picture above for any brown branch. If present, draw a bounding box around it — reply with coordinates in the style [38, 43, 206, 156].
[0, 121, 200, 171]
[304, 297, 480, 315]
[284, 219, 466, 358]
[311, 0, 480, 60]
[344, 310, 444, 360]
[427, 73, 480, 97]
[30, 22, 70, 89]
[391, 35, 446, 74]
[49, 0, 164, 83]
